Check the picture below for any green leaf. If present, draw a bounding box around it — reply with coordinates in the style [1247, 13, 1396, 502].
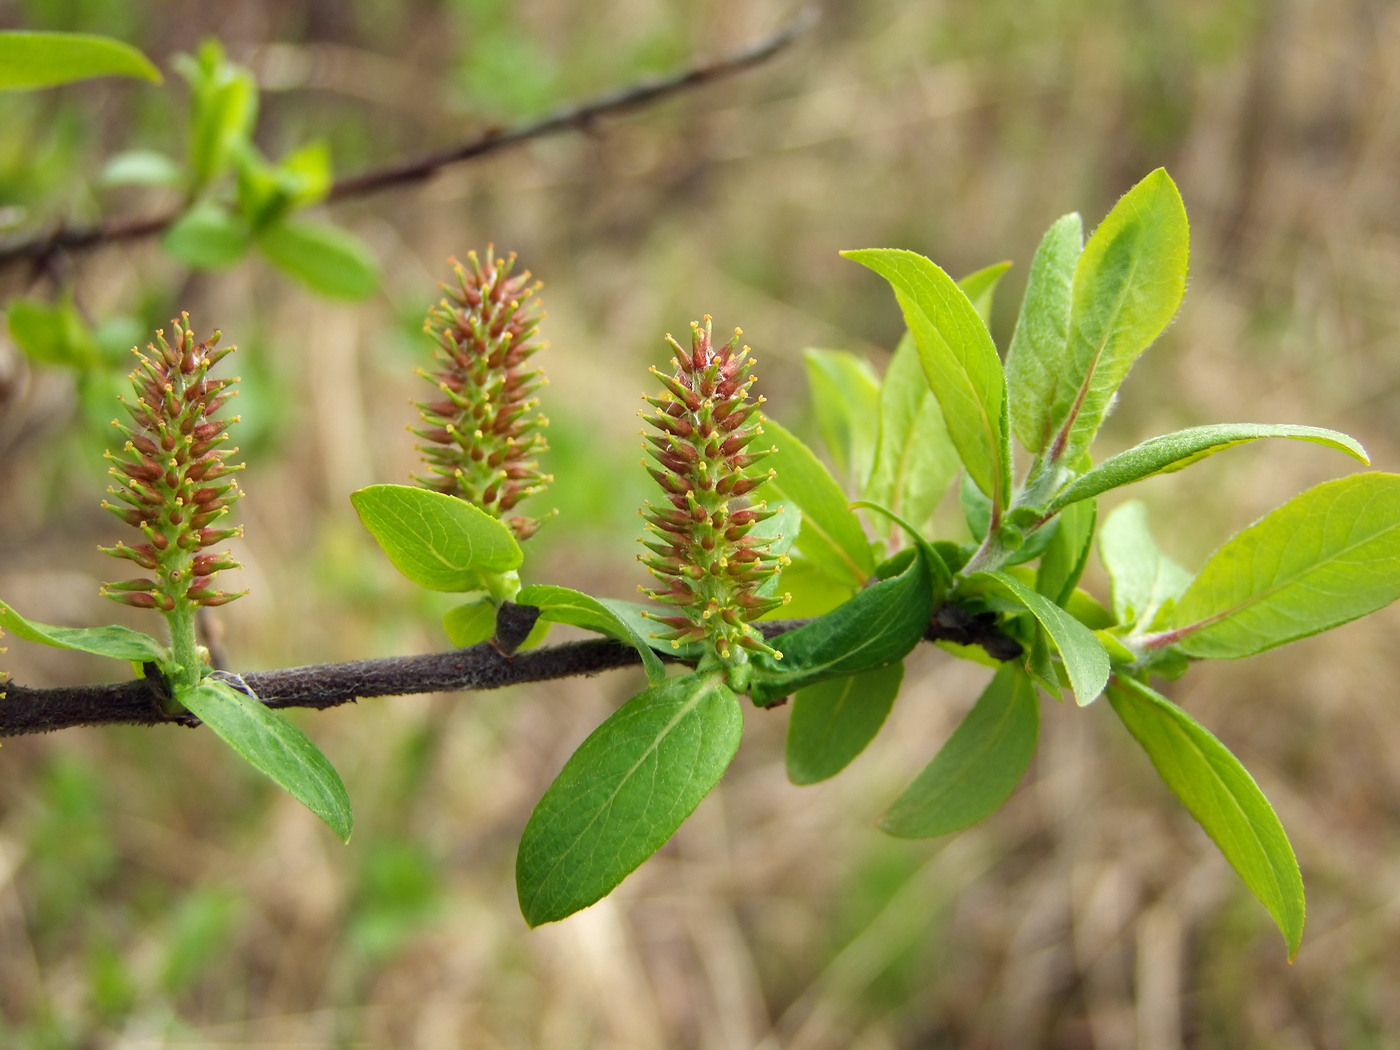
[517, 585, 666, 685]
[844, 248, 1012, 512]
[6, 294, 101, 370]
[351, 484, 522, 592]
[1048, 423, 1369, 512]
[1046, 169, 1189, 463]
[599, 599, 706, 661]
[850, 500, 954, 593]
[0, 31, 161, 91]
[750, 548, 933, 704]
[803, 348, 881, 488]
[786, 662, 903, 785]
[0, 599, 166, 662]
[1035, 498, 1096, 606]
[257, 219, 379, 300]
[162, 202, 251, 269]
[973, 572, 1109, 705]
[442, 601, 496, 647]
[960, 470, 991, 541]
[1004, 213, 1083, 452]
[881, 663, 1039, 838]
[176, 679, 353, 843]
[864, 333, 960, 539]
[763, 416, 875, 591]
[174, 39, 257, 192]
[1106, 676, 1303, 958]
[101, 149, 184, 188]
[1098, 501, 1191, 630]
[1166, 472, 1400, 658]
[516, 672, 741, 925]
[752, 498, 801, 598]
[957, 260, 1012, 325]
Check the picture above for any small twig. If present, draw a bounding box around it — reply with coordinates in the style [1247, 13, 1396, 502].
[0, 12, 816, 273]
[0, 606, 1023, 738]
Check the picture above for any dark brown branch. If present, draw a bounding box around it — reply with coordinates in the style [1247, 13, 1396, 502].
[0, 609, 1021, 738]
[0, 11, 816, 272]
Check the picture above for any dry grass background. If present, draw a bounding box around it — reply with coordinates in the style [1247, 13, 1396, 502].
[3, 0, 1400, 1046]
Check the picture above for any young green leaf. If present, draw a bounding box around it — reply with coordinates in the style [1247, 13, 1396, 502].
[174, 40, 258, 193]
[849, 499, 954, 593]
[750, 548, 933, 705]
[751, 499, 802, 598]
[1048, 423, 1369, 512]
[786, 662, 903, 785]
[1005, 213, 1083, 452]
[516, 672, 742, 926]
[803, 349, 880, 489]
[176, 679, 353, 843]
[863, 333, 960, 539]
[961, 470, 991, 542]
[1098, 501, 1191, 630]
[1035, 498, 1096, 606]
[1162, 472, 1400, 659]
[957, 261, 1012, 325]
[881, 663, 1039, 838]
[598, 600, 705, 661]
[351, 484, 522, 593]
[101, 149, 185, 189]
[0, 599, 167, 662]
[442, 601, 496, 647]
[0, 31, 161, 91]
[162, 202, 251, 270]
[971, 572, 1109, 704]
[1106, 676, 1304, 958]
[6, 295, 101, 370]
[517, 585, 666, 685]
[1047, 170, 1189, 464]
[762, 417, 875, 591]
[257, 219, 380, 300]
[844, 249, 1012, 513]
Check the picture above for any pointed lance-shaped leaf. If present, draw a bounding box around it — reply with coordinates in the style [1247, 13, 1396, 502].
[957, 261, 1013, 326]
[1047, 423, 1368, 513]
[881, 663, 1039, 838]
[1098, 501, 1192, 630]
[1154, 472, 1400, 659]
[0, 599, 167, 663]
[1106, 675, 1304, 959]
[863, 333, 960, 542]
[1005, 214, 1083, 452]
[1045, 170, 1189, 465]
[786, 662, 903, 785]
[843, 249, 1013, 516]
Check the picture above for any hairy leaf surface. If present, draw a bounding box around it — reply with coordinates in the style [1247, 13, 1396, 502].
[517, 672, 741, 925]
[1169, 472, 1400, 658]
[1107, 676, 1303, 958]
[863, 333, 960, 540]
[1049, 423, 1368, 511]
[1098, 501, 1191, 630]
[1049, 170, 1188, 462]
[804, 349, 880, 488]
[973, 572, 1109, 704]
[1005, 213, 1083, 451]
[763, 417, 874, 591]
[881, 664, 1038, 838]
[957, 261, 1012, 324]
[844, 249, 1012, 511]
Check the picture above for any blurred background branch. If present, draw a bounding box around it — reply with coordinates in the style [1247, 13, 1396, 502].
[0, 10, 815, 275]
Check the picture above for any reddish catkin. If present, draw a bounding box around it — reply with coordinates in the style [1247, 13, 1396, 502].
[99, 315, 245, 612]
[639, 317, 789, 664]
[413, 248, 551, 540]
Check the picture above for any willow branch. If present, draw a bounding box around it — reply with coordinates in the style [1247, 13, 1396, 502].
[0, 11, 816, 272]
[0, 610, 1021, 738]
